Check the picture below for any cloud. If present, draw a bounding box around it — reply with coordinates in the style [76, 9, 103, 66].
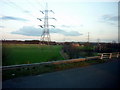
[51, 28, 83, 36]
[11, 26, 41, 36]
[99, 14, 118, 26]
[60, 24, 84, 28]
[0, 16, 28, 21]
[11, 26, 83, 36]
[0, 26, 5, 28]
[102, 15, 118, 21]
[24, 10, 30, 13]
[61, 25, 71, 28]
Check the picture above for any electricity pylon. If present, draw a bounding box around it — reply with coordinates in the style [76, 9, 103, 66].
[37, 3, 56, 44]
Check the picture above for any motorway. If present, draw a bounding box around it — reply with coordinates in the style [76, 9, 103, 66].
[3, 59, 120, 88]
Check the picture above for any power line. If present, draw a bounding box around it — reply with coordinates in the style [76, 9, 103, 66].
[3, 0, 38, 18]
[27, 0, 40, 12]
[35, 0, 45, 10]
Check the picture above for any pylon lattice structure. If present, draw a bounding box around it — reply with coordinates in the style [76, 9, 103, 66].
[37, 3, 56, 44]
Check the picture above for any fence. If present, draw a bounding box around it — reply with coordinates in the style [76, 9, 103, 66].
[1, 52, 120, 71]
[2, 56, 100, 71]
[100, 52, 120, 59]
[2, 52, 120, 80]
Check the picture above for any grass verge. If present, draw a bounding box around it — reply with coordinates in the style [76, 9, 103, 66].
[3, 59, 108, 81]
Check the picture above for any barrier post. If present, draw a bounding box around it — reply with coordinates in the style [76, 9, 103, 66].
[109, 53, 112, 59]
[100, 54, 103, 59]
[117, 52, 119, 58]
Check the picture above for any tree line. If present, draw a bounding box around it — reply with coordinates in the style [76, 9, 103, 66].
[62, 43, 120, 59]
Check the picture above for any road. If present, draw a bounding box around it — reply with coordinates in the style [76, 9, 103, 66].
[3, 59, 120, 88]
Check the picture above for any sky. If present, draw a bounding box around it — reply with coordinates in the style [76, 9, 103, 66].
[0, 0, 119, 42]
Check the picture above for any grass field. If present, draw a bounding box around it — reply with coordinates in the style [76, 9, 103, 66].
[2, 44, 64, 66]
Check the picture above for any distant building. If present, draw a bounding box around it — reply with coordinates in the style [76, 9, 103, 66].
[71, 43, 80, 47]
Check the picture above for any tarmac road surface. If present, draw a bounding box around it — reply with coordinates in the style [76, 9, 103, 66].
[2, 59, 120, 88]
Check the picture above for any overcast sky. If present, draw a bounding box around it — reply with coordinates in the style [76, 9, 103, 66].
[0, 0, 119, 42]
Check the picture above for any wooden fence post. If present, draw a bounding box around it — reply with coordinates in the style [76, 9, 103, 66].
[100, 54, 103, 59]
[117, 52, 119, 58]
[109, 53, 112, 59]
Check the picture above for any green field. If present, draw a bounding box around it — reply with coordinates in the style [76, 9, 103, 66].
[2, 44, 64, 66]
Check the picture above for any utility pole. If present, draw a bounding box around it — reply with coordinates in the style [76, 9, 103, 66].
[87, 32, 90, 43]
[97, 38, 100, 44]
[37, 3, 56, 45]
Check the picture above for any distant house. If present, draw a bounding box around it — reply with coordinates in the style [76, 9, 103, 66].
[71, 43, 80, 47]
